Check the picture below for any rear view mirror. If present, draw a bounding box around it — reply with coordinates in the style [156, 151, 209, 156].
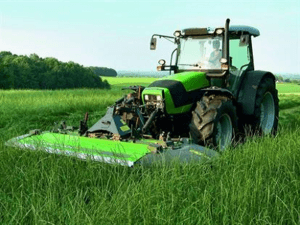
[150, 37, 157, 50]
[239, 35, 250, 46]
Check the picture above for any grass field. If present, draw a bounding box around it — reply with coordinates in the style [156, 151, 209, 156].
[103, 77, 158, 86]
[277, 82, 300, 94]
[1, 79, 300, 224]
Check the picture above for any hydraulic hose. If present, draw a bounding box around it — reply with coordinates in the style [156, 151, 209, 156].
[142, 109, 159, 133]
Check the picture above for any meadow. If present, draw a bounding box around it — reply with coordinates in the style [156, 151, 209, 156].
[0, 79, 300, 224]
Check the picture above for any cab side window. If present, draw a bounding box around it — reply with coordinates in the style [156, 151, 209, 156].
[230, 39, 250, 74]
[228, 39, 250, 91]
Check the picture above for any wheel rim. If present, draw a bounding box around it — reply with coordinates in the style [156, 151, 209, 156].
[215, 114, 233, 151]
[260, 92, 275, 134]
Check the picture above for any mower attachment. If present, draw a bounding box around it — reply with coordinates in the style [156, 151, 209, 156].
[5, 131, 218, 167]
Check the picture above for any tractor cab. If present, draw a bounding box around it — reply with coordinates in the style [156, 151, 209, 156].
[150, 21, 260, 94]
[176, 29, 223, 71]
[150, 27, 228, 76]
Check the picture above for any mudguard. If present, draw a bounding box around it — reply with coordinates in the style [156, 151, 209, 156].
[237, 70, 276, 116]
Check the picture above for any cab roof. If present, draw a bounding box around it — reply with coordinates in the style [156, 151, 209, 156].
[182, 25, 260, 37]
[229, 25, 260, 37]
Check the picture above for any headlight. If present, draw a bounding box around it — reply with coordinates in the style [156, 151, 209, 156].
[173, 30, 181, 37]
[158, 59, 166, 65]
[215, 28, 223, 34]
[220, 58, 227, 64]
[144, 94, 162, 102]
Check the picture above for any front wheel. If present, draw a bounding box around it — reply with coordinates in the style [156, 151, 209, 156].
[189, 95, 238, 151]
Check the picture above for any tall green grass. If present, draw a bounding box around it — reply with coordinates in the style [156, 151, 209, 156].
[0, 80, 300, 224]
[1, 130, 300, 224]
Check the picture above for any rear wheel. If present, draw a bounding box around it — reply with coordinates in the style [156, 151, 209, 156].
[252, 77, 279, 135]
[189, 95, 238, 151]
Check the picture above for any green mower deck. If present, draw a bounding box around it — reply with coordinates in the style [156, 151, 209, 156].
[5, 132, 219, 166]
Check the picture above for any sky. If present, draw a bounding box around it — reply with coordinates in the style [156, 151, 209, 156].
[0, 0, 299, 74]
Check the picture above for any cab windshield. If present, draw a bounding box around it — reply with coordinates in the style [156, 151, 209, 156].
[177, 36, 223, 70]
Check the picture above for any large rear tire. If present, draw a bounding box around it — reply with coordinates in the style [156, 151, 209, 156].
[251, 77, 279, 135]
[189, 95, 238, 151]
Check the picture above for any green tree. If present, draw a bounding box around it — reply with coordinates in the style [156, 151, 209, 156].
[0, 51, 110, 90]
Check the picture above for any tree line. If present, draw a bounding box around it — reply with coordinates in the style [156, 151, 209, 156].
[0, 51, 111, 90]
[275, 74, 300, 83]
[89, 66, 117, 77]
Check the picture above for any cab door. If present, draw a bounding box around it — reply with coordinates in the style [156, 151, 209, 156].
[228, 35, 254, 95]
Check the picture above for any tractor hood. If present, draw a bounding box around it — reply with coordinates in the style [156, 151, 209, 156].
[142, 72, 209, 114]
[151, 71, 209, 92]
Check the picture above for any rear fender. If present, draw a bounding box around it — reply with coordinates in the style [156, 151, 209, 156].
[237, 70, 276, 116]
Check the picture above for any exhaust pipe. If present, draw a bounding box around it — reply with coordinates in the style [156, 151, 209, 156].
[224, 18, 230, 62]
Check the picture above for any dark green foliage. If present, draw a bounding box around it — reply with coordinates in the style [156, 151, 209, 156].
[89, 66, 117, 77]
[291, 79, 300, 84]
[0, 51, 110, 90]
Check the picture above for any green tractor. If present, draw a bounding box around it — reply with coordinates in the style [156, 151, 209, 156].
[6, 19, 279, 166]
[142, 18, 279, 149]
